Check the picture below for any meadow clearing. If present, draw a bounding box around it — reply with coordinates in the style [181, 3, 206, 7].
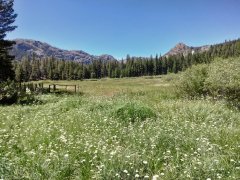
[0, 75, 240, 179]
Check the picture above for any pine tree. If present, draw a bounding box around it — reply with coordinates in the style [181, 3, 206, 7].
[162, 57, 168, 74]
[15, 63, 23, 82]
[30, 56, 40, 80]
[83, 66, 90, 79]
[157, 55, 163, 75]
[153, 55, 158, 75]
[21, 56, 31, 81]
[39, 58, 47, 79]
[0, 0, 17, 81]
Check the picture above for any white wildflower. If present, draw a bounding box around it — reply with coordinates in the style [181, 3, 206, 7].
[26, 87, 31, 94]
[64, 154, 69, 159]
[152, 175, 159, 180]
[59, 135, 67, 143]
[123, 169, 128, 173]
[135, 174, 140, 178]
[144, 175, 149, 179]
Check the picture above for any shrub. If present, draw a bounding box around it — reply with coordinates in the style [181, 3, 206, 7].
[0, 80, 18, 104]
[204, 58, 240, 108]
[17, 88, 37, 105]
[178, 64, 208, 97]
[178, 57, 240, 108]
[0, 81, 38, 105]
[114, 102, 156, 123]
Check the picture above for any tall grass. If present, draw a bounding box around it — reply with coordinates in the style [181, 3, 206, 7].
[0, 74, 239, 179]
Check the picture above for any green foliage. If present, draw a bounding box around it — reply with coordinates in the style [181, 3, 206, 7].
[0, 0, 17, 39]
[0, 81, 39, 105]
[178, 64, 208, 97]
[114, 102, 156, 123]
[0, 0, 17, 81]
[205, 58, 240, 108]
[179, 57, 240, 108]
[17, 89, 37, 105]
[0, 80, 18, 104]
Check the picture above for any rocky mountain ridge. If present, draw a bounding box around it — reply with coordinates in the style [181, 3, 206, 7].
[10, 39, 213, 63]
[10, 39, 116, 64]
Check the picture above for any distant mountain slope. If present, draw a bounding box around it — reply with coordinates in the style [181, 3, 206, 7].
[10, 39, 116, 64]
[164, 42, 210, 57]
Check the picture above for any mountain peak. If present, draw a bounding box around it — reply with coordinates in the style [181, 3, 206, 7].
[165, 42, 210, 57]
[174, 42, 189, 49]
[10, 39, 116, 63]
[164, 42, 191, 56]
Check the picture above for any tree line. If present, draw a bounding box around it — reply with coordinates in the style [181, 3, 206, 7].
[1, 0, 240, 83]
[13, 39, 240, 82]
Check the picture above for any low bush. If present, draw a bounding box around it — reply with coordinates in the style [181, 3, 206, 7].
[114, 102, 156, 123]
[17, 89, 38, 105]
[0, 81, 38, 105]
[0, 80, 18, 104]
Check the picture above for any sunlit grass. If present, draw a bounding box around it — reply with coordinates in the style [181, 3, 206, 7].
[0, 76, 239, 179]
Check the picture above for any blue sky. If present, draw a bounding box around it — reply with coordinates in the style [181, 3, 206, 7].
[7, 0, 240, 59]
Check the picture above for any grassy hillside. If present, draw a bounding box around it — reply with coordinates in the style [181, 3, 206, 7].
[0, 73, 240, 179]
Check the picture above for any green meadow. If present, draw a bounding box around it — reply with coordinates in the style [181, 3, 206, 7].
[1, 0, 240, 179]
[1, 74, 239, 179]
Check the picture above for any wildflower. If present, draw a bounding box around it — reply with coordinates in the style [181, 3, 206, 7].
[29, 150, 36, 155]
[59, 135, 67, 143]
[144, 175, 149, 179]
[152, 175, 159, 180]
[64, 154, 69, 159]
[123, 170, 128, 173]
[143, 160, 148, 165]
[135, 174, 140, 178]
[26, 87, 31, 94]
